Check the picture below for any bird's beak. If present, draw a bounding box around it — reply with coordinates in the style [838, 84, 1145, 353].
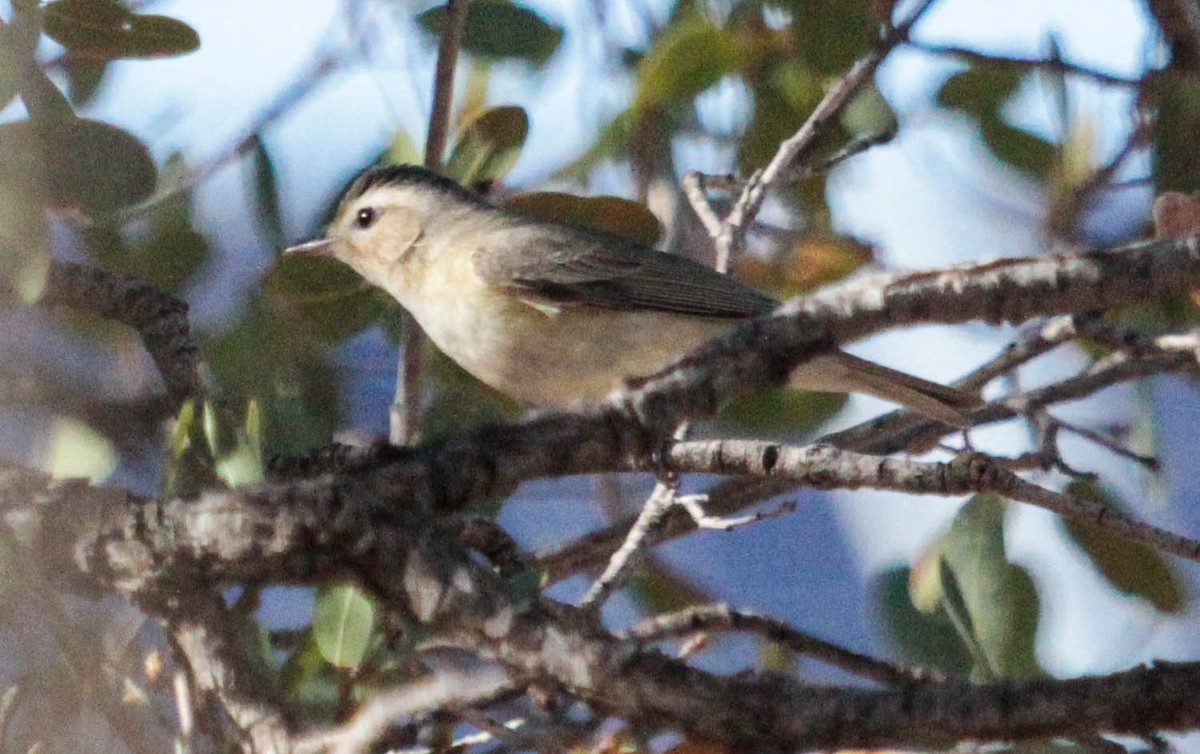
[284, 238, 335, 255]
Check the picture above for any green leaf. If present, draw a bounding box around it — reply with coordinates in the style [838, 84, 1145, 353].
[1062, 481, 1185, 613]
[0, 30, 21, 112]
[0, 147, 50, 302]
[388, 128, 422, 167]
[248, 135, 286, 251]
[87, 158, 209, 293]
[873, 566, 973, 675]
[417, 0, 563, 66]
[938, 493, 1042, 679]
[43, 416, 116, 482]
[62, 55, 108, 106]
[262, 254, 392, 343]
[635, 14, 742, 112]
[2, 118, 157, 214]
[423, 346, 524, 441]
[444, 105, 528, 186]
[937, 67, 1022, 117]
[43, 0, 200, 60]
[502, 191, 662, 246]
[313, 584, 377, 670]
[979, 116, 1058, 178]
[628, 558, 716, 616]
[715, 385, 846, 436]
[770, 0, 876, 74]
[839, 81, 897, 140]
[202, 399, 221, 458]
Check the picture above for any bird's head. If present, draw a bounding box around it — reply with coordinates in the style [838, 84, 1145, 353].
[284, 164, 485, 289]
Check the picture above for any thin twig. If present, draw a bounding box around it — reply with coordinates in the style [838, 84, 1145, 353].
[619, 604, 934, 686]
[391, 0, 471, 444]
[712, 0, 938, 268]
[578, 480, 677, 612]
[909, 42, 1146, 87]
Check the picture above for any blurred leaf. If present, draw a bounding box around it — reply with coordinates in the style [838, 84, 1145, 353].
[313, 585, 377, 670]
[635, 15, 743, 112]
[629, 558, 716, 615]
[1151, 76, 1200, 192]
[245, 399, 263, 455]
[279, 629, 340, 706]
[204, 300, 342, 454]
[1062, 481, 1185, 613]
[939, 493, 1041, 679]
[262, 254, 392, 343]
[714, 384, 846, 435]
[839, 81, 897, 140]
[215, 441, 263, 488]
[734, 235, 872, 297]
[43, 0, 200, 60]
[417, 0, 562, 66]
[423, 346, 524, 441]
[908, 538, 943, 613]
[772, 0, 876, 73]
[388, 128, 422, 167]
[0, 119, 156, 214]
[0, 532, 21, 615]
[248, 135, 286, 251]
[202, 399, 221, 458]
[979, 116, 1057, 179]
[43, 416, 117, 483]
[937, 67, 1022, 117]
[444, 105, 528, 187]
[169, 399, 196, 461]
[874, 566, 973, 675]
[213, 402, 265, 488]
[503, 191, 663, 246]
[936, 66, 1057, 179]
[17, 55, 76, 122]
[62, 55, 108, 105]
[0, 29, 20, 112]
[664, 740, 732, 754]
[0, 146, 50, 302]
[87, 163, 209, 293]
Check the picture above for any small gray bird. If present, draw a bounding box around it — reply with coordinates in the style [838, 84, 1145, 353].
[286, 165, 978, 424]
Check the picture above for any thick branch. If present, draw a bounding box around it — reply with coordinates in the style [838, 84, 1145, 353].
[10, 462, 1200, 751]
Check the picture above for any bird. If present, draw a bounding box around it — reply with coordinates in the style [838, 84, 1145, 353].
[285, 164, 979, 425]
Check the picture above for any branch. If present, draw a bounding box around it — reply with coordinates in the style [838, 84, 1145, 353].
[12, 461, 1200, 751]
[38, 261, 204, 406]
[712, 0, 937, 267]
[391, 0, 471, 444]
[619, 604, 930, 687]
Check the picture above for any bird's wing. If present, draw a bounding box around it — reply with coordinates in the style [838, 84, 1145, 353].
[471, 221, 777, 319]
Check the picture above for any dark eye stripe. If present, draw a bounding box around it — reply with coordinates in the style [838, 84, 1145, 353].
[354, 207, 377, 229]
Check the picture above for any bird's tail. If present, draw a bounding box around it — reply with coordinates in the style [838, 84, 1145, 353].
[790, 351, 982, 427]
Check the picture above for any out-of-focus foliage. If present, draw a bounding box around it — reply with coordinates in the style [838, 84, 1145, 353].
[42, 0, 199, 59]
[416, 0, 563, 66]
[890, 494, 1042, 680]
[1061, 481, 1185, 613]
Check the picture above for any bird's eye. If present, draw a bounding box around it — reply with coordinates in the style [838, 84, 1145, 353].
[354, 207, 377, 229]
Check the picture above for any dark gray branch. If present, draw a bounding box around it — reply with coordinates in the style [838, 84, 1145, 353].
[38, 262, 204, 406]
[9, 461, 1200, 752]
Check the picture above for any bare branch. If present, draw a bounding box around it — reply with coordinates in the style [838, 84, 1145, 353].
[909, 41, 1146, 87]
[13, 461, 1200, 752]
[712, 0, 938, 267]
[392, 0, 471, 445]
[619, 604, 932, 686]
[38, 262, 204, 406]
